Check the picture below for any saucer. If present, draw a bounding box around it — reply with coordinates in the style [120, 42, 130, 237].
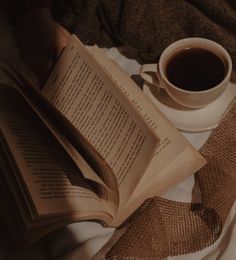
[143, 82, 236, 132]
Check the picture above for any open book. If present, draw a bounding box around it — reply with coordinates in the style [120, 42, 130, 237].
[0, 35, 206, 245]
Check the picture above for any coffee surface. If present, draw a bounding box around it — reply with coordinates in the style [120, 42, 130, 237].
[166, 48, 226, 91]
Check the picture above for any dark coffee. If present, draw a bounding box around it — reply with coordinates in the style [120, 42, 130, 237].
[166, 48, 226, 91]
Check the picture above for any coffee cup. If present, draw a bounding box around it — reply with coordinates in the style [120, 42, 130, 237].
[140, 38, 232, 108]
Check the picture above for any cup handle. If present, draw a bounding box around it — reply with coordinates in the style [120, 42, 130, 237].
[140, 63, 164, 89]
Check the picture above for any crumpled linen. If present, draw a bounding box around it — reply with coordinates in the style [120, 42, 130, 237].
[93, 101, 236, 259]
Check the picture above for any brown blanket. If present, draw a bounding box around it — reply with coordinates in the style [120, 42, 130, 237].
[52, 0, 236, 68]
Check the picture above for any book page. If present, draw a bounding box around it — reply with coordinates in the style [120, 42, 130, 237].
[0, 58, 102, 185]
[0, 59, 120, 211]
[88, 46, 207, 225]
[0, 85, 113, 222]
[0, 161, 81, 244]
[42, 35, 159, 207]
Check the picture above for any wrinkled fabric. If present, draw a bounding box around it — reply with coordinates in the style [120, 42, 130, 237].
[52, 0, 236, 66]
[94, 101, 236, 259]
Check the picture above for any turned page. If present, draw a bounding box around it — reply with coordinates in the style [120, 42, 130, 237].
[0, 57, 114, 189]
[42, 35, 159, 207]
[0, 58, 120, 214]
[0, 85, 113, 222]
[87, 46, 207, 224]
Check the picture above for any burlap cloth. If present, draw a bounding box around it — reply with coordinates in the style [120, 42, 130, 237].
[91, 101, 236, 259]
[50, 1, 236, 258]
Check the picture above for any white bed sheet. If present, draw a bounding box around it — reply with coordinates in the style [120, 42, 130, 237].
[0, 14, 236, 260]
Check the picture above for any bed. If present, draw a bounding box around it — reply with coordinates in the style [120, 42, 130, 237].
[0, 13, 236, 260]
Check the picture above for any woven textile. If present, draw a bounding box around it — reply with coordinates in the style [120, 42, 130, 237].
[94, 102, 236, 259]
[52, 0, 236, 68]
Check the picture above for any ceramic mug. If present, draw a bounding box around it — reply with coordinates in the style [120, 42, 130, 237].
[140, 38, 232, 108]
